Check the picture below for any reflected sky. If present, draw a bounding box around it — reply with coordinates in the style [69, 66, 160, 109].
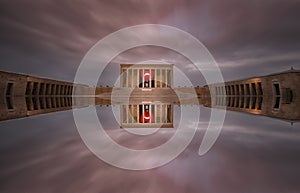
[1, 1, 300, 192]
[0, 106, 299, 193]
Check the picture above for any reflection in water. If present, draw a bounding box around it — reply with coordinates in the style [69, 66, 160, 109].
[1, 94, 299, 123]
[210, 68, 300, 121]
[211, 93, 298, 121]
[1, 105, 300, 193]
[0, 69, 300, 192]
[121, 104, 173, 128]
[1, 68, 300, 122]
[0, 96, 92, 121]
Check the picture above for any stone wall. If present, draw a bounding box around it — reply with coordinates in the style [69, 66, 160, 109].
[0, 71, 93, 121]
[208, 70, 300, 120]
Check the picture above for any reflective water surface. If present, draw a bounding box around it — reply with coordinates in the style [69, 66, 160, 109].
[0, 102, 299, 193]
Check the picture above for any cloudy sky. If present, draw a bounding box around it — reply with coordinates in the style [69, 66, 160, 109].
[0, 0, 300, 85]
[1, 2, 300, 192]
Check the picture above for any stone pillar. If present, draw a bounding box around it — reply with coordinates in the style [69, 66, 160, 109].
[142, 69, 144, 88]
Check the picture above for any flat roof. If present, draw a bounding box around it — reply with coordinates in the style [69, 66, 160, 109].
[120, 64, 173, 68]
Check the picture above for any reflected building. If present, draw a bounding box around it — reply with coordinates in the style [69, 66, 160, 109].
[119, 64, 174, 128]
[0, 67, 299, 123]
[0, 71, 93, 121]
[208, 68, 300, 120]
[120, 103, 173, 128]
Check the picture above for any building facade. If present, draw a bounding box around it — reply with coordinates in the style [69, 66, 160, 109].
[0, 71, 93, 121]
[120, 64, 174, 88]
[1, 68, 299, 123]
[120, 103, 173, 128]
[207, 68, 300, 120]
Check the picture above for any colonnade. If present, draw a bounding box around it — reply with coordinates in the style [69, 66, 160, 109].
[120, 65, 173, 88]
[214, 82, 264, 111]
[120, 104, 173, 128]
[215, 82, 263, 96]
[25, 81, 73, 96]
[25, 96, 72, 111]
